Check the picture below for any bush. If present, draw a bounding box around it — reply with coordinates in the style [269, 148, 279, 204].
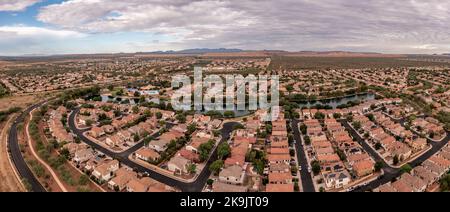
[400, 164, 412, 174]
[78, 174, 90, 186]
[207, 179, 214, 186]
[440, 174, 450, 192]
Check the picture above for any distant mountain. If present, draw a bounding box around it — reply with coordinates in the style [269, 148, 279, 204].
[147, 48, 244, 54]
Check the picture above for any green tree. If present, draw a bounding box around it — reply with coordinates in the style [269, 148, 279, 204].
[304, 136, 311, 145]
[85, 119, 94, 127]
[346, 115, 353, 122]
[233, 123, 245, 130]
[199, 140, 215, 162]
[314, 112, 325, 120]
[187, 123, 197, 135]
[254, 160, 265, 175]
[60, 148, 70, 159]
[115, 89, 124, 96]
[133, 134, 140, 142]
[300, 124, 307, 134]
[375, 142, 382, 150]
[393, 155, 400, 165]
[336, 149, 347, 161]
[187, 164, 197, 174]
[374, 161, 384, 172]
[156, 112, 163, 119]
[291, 166, 298, 174]
[440, 174, 450, 191]
[400, 164, 412, 174]
[333, 113, 342, 119]
[132, 106, 139, 114]
[209, 160, 224, 175]
[311, 160, 321, 175]
[286, 84, 294, 92]
[176, 114, 186, 123]
[367, 114, 375, 122]
[217, 142, 231, 160]
[107, 84, 114, 91]
[207, 179, 214, 186]
[352, 121, 362, 130]
[294, 182, 300, 192]
[78, 174, 90, 186]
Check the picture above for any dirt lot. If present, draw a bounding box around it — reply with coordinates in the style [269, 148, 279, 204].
[0, 115, 24, 192]
[0, 95, 38, 111]
[0, 61, 12, 67]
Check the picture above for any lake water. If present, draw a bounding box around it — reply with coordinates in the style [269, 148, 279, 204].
[101, 95, 160, 105]
[199, 103, 252, 117]
[297, 93, 375, 109]
[99, 93, 375, 116]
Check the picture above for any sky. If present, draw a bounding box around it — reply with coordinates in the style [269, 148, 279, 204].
[1, 0, 450, 56]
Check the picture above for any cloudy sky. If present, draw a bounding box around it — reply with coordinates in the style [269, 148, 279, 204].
[1, 0, 450, 55]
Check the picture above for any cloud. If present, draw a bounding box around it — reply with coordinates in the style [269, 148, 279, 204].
[0, 0, 40, 11]
[0, 25, 86, 55]
[24, 0, 450, 53]
[0, 25, 84, 38]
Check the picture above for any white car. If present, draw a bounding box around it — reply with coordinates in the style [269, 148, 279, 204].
[298, 166, 302, 171]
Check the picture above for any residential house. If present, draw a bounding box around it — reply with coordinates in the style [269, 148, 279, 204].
[352, 160, 375, 177]
[92, 160, 120, 182]
[267, 154, 290, 165]
[265, 184, 294, 192]
[323, 171, 351, 189]
[219, 165, 246, 185]
[186, 137, 211, 153]
[168, 155, 191, 175]
[73, 148, 94, 164]
[106, 135, 123, 147]
[268, 172, 292, 184]
[108, 168, 137, 191]
[90, 126, 105, 138]
[135, 148, 160, 162]
[225, 141, 249, 167]
[212, 181, 248, 192]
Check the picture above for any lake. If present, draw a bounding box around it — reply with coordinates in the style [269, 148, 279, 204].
[297, 93, 375, 109]
[101, 95, 160, 105]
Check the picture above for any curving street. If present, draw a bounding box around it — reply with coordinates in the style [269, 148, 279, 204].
[7, 103, 46, 192]
[342, 120, 450, 192]
[9, 103, 449, 192]
[69, 108, 239, 192]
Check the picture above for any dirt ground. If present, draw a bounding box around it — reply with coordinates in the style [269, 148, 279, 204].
[0, 61, 12, 66]
[0, 95, 44, 192]
[0, 95, 38, 111]
[0, 115, 24, 192]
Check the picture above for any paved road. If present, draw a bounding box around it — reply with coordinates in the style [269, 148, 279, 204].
[69, 108, 239, 192]
[340, 120, 397, 174]
[7, 103, 46, 192]
[291, 119, 315, 192]
[342, 120, 450, 192]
